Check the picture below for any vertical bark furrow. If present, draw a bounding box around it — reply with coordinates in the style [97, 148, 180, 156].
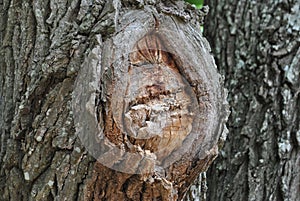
[205, 0, 300, 200]
[0, 0, 107, 200]
[0, 0, 19, 175]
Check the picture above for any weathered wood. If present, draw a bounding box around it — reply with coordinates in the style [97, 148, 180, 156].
[73, 5, 228, 200]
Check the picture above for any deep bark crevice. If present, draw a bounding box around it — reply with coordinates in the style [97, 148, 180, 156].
[205, 0, 300, 200]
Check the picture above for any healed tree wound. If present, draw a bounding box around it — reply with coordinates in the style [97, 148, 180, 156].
[78, 9, 228, 201]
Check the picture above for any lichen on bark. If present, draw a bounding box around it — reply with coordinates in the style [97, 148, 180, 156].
[205, 1, 300, 201]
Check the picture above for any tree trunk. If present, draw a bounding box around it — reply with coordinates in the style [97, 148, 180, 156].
[204, 0, 300, 200]
[0, 0, 228, 200]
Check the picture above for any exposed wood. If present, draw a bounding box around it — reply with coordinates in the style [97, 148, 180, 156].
[73, 6, 228, 199]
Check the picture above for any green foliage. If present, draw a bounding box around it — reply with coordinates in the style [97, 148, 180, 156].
[184, 0, 203, 9]
[184, 0, 205, 32]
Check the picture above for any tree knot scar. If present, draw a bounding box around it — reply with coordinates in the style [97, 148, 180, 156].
[74, 11, 228, 175]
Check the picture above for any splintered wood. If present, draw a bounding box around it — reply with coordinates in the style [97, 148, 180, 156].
[125, 33, 195, 161]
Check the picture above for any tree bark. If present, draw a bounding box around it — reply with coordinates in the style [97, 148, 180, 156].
[204, 0, 300, 200]
[0, 0, 228, 200]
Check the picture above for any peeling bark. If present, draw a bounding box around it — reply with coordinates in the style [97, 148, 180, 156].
[0, 0, 228, 200]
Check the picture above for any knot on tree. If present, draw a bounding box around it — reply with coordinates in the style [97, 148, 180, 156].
[73, 8, 229, 200]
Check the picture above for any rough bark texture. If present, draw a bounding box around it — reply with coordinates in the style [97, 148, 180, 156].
[205, 0, 300, 201]
[0, 0, 228, 200]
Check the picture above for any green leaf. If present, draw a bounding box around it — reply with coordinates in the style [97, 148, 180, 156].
[185, 0, 204, 8]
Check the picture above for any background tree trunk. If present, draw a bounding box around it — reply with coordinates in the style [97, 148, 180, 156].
[204, 0, 300, 200]
[0, 0, 227, 200]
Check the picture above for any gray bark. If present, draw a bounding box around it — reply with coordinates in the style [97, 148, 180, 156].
[0, 0, 228, 200]
[205, 0, 300, 200]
